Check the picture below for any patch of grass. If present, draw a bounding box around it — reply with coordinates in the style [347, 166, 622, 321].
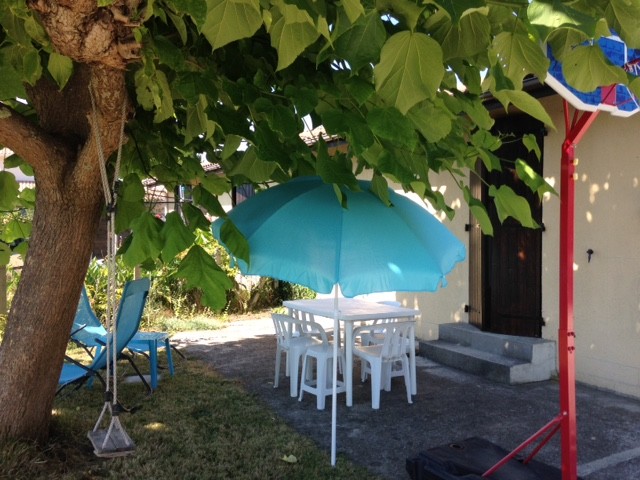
[140, 313, 225, 334]
[2, 357, 377, 480]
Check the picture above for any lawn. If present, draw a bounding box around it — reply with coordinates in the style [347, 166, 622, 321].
[1, 335, 376, 480]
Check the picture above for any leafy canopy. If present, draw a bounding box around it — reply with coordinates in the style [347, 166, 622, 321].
[1, 0, 639, 307]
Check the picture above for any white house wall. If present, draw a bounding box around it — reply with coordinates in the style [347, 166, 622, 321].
[403, 94, 640, 399]
[395, 179, 469, 342]
[546, 96, 640, 398]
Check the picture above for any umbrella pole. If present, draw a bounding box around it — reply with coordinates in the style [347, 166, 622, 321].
[331, 288, 339, 466]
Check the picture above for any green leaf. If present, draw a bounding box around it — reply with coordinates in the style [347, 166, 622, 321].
[263, 104, 300, 138]
[428, 11, 491, 61]
[370, 174, 391, 206]
[12, 239, 29, 257]
[376, 0, 425, 30]
[283, 84, 318, 117]
[161, 211, 196, 261]
[115, 174, 147, 233]
[562, 44, 628, 93]
[172, 0, 209, 28]
[489, 185, 538, 228]
[321, 109, 374, 154]
[0, 219, 31, 243]
[185, 96, 216, 144]
[202, 0, 262, 50]
[23, 14, 48, 45]
[463, 184, 493, 235]
[134, 68, 176, 123]
[491, 31, 550, 87]
[0, 243, 10, 267]
[434, 0, 487, 24]
[219, 219, 250, 266]
[492, 90, 555, 128]
[166, 9, 189, 44]
[406, 99, 454, 143]
[228, 147, 277, 182]
[522, 133, 541, 160]
[470, 202, 493, 235]
[516, 159, 557, 198]
[221, 135, 244, 160]
[528, 0, 601, 42]
[192, 185, 227, 217]
[334, 11, 386, 71]
[449, 94, 494, 130]
[122, 212, 164, 267]
[316, 141, 359, 188]
[340, 0, 365, 23]
[374, 31, 444, 114]
[47, 52, 73, 90]
[606, 0, 640, 49]
[0, 55, 26, 99]
[154, 35, 185, 70]
[199, 173, 230, 196]
[0, 172, 20, 210]
[269, 0, 320, 71]
[182, 203, 211, 231]
[367, 107, 417, 149]
[22, 47, 42, 85]
[175, 245, 233, 310]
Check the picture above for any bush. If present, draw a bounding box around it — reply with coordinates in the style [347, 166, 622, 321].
[84, 229, 315, 321]
[2, 228, 316, 328]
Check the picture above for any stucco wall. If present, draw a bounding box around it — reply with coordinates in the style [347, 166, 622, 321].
[404, 94, 640, 399]
[395, 179, 469, 342]
[544, 97, 640, 397]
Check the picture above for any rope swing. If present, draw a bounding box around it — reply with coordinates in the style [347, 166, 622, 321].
[86, 87, 134, 458]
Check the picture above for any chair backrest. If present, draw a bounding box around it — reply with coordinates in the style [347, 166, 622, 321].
[71, 287, 107, 347]
[89, 278, 150, 372]
[272, 313, 315, 346]
[380, 321, 415, 362]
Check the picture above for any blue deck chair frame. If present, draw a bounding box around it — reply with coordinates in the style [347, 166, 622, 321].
[70, 278, 175, 391]
[59, 278, 151, 395]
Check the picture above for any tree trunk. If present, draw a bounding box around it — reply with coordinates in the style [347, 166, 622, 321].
[0, 62, 128, 443]
[0, 190, 103, 442]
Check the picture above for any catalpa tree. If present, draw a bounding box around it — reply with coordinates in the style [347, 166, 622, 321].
[1, 0, 639, 443]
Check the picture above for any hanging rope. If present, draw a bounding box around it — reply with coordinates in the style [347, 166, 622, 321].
[88, 87, 133, 457]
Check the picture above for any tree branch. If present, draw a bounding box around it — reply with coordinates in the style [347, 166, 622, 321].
[0, 102, 74, 175]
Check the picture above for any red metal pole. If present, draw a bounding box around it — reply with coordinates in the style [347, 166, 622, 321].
[559, 100, 600, 480]
[559, 133, 578, 480]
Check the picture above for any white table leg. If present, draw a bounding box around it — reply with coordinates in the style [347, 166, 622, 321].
[409, 323, 417, 395]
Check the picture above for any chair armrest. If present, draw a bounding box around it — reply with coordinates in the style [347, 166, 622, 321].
[70, 324, 88, 337]
[63, 355, 92, 371]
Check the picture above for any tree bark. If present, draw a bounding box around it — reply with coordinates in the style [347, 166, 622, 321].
[0, 61, 128, 442]
[0, 190, 103, 442]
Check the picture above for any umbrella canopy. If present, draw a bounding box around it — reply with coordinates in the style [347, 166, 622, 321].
[212, 175, 466, 466]
[212, 176, 466, 297]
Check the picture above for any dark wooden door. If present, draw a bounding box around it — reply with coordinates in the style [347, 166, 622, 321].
[483, 116, 544, 337]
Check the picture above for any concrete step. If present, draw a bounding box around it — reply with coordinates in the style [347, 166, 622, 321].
[419, 323, 556, 385]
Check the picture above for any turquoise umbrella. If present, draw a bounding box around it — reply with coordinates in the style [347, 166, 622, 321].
[212, 176, 465, 297]
[212, 176, 466, 464]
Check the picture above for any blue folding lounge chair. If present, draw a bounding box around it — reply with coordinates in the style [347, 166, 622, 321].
[59, 278, 151, 394]
[70, 279, 175, 391]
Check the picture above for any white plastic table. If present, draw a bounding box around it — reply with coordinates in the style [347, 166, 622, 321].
[283, 298, 420, 406]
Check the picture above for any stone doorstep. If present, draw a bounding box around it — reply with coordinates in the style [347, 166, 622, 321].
[419, 323, 557, 385]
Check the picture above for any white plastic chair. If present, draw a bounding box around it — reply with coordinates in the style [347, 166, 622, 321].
[298, 320, 346, 410]
[272, 313, 315, 397]
[291, 308, 344, 374]
[352, 320, 415, 409]
[358, 300, 402, 347]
